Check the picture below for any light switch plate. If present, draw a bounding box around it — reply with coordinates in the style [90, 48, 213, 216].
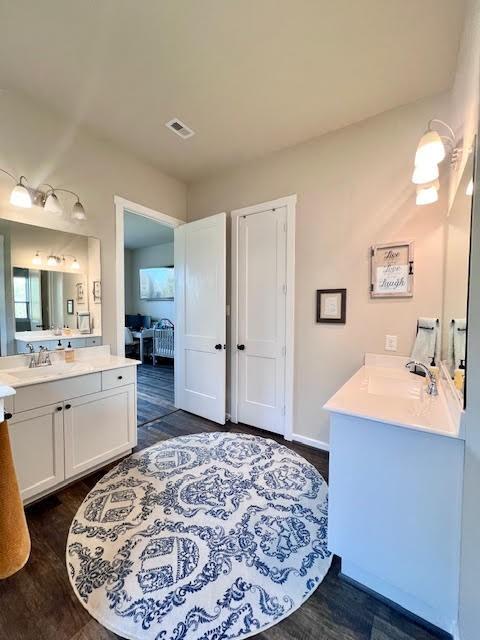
[385, 334, 398, 351]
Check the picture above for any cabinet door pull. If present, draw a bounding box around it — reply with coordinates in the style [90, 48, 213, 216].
[56, 406, 63, 412]
[4, 412, 12, 420]
[65, 404, 72, 410]
[118, 375, 123, 380]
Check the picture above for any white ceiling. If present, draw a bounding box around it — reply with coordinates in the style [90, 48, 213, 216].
[124, 212, 174, 250]
[0, 1, 466, 182]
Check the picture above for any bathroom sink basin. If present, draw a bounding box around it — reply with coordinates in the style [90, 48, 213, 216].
[363, 370, 424, 400]
[4, 362, 94, 383]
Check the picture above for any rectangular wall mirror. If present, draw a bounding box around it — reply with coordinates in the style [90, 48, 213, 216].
[441, 147, 475, 406]
[0, 219, 102, 355]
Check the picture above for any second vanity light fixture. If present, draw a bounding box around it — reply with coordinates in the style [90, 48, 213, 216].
[412, 119, 458, 206]
[32, 251, 80, 270]
[0, 169, 87, 221]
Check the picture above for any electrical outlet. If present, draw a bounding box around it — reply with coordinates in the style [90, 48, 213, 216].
[385, 335, 398, 351]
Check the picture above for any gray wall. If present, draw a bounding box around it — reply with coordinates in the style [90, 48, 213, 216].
[124, 242, 175, 323]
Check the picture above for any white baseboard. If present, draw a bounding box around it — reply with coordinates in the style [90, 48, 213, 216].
[291, 433, 330, 452]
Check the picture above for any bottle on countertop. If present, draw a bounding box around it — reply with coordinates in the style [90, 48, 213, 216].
[56, 340, 65, 359]
[428, 356, 439, 380]
[65, 341, 75, 363]
[454, 360, 465, 392]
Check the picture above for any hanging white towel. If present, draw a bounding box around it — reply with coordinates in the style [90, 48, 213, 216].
[411, 317, 439, 366]
[447, 318, 466, 372]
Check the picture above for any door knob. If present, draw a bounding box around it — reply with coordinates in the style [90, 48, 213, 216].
[237, 344, 245, 350]
[215, 343, 222, 350]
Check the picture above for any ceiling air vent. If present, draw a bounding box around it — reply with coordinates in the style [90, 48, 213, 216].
[165, 118, 195, 139]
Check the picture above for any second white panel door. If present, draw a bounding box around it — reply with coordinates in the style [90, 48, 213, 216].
[237, 206, 287, 434]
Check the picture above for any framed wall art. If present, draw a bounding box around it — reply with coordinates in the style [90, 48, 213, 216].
[93, 280, 101, 303]
[76, 282, 85, 304]
[370, 241, 414, 298]
[316, 288, 347, 324]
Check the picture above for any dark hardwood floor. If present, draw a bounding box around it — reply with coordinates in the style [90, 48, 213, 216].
[0, 410, 446, 640]
[136, 360, 175, 426]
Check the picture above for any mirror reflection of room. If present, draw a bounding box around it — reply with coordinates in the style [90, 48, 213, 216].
[123, 211, 175, 426]
[441, 151, 474, 402]
[0, 219, 102, 355]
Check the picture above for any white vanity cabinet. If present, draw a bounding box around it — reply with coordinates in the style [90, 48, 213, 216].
[9, 403, 65, 501]
[64, 385, 135, 477]
[6, 362, 138, 504]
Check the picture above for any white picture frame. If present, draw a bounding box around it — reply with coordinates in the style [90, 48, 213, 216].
[370, 241, 414, 298]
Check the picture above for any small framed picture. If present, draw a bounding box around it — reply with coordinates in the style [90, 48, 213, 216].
[93, 280, 101, 303]
[316, 288, 347, 324]
[76, 282, 85, 304]
[67, 299, 74, 315]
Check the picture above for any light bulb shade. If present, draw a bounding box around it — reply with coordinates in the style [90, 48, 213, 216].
[10, 183, 32, 208]
[47, 255, 57, 266]
[415, 130, 446, 167]
[71, 259, 80, 270]
[32, 252, 42, 266]
[72, 200, 86, 220]
[411, 162, 439, 185]
[416, 182, 439, 206]
[466, 177, 474, 196]
[44, 192, 62, 214]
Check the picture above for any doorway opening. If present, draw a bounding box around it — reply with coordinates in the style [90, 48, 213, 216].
[115, 196, 183, 428]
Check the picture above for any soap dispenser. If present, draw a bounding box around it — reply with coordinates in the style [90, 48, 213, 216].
[429, 356, 439, 380]
[454, 360, 465, 392]
[65, 341, 75, 363]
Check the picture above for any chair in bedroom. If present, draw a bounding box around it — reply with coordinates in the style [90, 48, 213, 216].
[124, 327, 140, 359]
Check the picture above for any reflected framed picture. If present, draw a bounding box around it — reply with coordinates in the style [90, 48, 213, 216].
[67, 299, 74, 315]
[316, 288, 347, 324]
[76, 282, 85, 304]
[93, 280, 101, 303]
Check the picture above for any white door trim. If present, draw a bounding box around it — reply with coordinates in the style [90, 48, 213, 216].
[114, 195, 184, 358]
[230, 194, 296, 441]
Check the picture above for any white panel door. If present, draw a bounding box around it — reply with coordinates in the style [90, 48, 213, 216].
[237, 206, 287, 434]
[9, 403, 64, 500]
[175, 213, 226, 424]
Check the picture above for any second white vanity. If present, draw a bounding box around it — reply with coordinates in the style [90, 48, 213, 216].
[0, 345, 140, 504]
[324, 353, 465, 635]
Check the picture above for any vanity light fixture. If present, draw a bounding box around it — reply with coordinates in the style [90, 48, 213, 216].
[43, 190, 63, 215]
[416, 180, 440, 206]
[411, 162, 439, 185]
[47, 255, 59, 267]
[0, 169, 87, 220]
[71, 258, 80, 270]
[32, 251, 42, 266]
[412, 119, 459, 205]
[10, 176, 32, 208]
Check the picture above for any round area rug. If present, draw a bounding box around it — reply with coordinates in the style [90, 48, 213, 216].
[66, 432, 332, 640]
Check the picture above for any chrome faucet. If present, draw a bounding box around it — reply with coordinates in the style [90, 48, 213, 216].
[405, 360, 438, 396]
[26, 344, 52, 368]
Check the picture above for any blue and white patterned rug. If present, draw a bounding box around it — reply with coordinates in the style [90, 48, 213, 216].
[67, 432, 332, 640]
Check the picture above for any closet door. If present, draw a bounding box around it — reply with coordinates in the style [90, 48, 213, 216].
[237, 206, 287, 434]
[175, 213, 226, 424]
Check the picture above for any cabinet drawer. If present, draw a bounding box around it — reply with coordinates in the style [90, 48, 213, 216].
[85, 336, 102, 347]
[102, 366, 135, 390]
[14, 373, 101, 413]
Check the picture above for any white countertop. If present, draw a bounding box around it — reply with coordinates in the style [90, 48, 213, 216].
[15, 330, 102, 342]
[0, 346, 140, 388]
[324, 356, 461, 439]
